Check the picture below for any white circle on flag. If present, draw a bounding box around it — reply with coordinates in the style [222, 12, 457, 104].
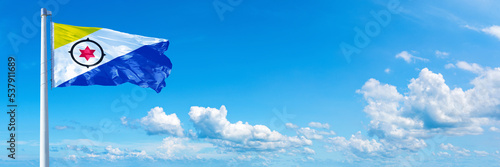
[70, 40, 104, 67]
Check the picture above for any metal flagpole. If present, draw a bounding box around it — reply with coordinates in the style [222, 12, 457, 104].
[40, 8, 51, 167]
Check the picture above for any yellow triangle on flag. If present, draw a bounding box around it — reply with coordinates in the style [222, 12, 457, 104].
[53, 22, 102, 49]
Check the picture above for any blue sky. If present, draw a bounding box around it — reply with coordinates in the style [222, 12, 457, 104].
[1, 0, 500, 166]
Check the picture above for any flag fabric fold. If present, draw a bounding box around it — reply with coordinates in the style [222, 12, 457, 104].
[51, 22, 172, 93]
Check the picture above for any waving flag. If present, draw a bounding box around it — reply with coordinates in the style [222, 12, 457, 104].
[51, 22, 172, 93]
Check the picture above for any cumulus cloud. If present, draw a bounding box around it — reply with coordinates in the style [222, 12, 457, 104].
[440, 143, 471, 156]
[357, 67, 500, 141]
[384, 68, 391, 74]
[444, 63, 455, 69]
[326, 131, 386, 158]
[466, 25, 500, 40]
[140, 107, 184, 136]
[482, 25, 500, 40]
[63, 145, 94, 154]
[436, 151, 451, 157]
[156, 137, 213, 160]
[128, 150, 153, 160]
[64, 145, 153, 162]
[435, 50, 450, 58]
[54, 125, 74, 130]
[285, 123, 298, 129]
[439, 143, 454, 150]
[105, 145, 124, 155]
[120, 116, 128, 125]
[65, 155, 78, 163]
[303, 147, 315, 155]
[308, 122, 330, 129]
[100, 147, 153, 161]
[62, 106, 318, 162]
[158, 137, 188, 158]
[188, 106, 312, 151]
[326, 132, 426, 159]
[120, 116, 139, 129]
[490, 127, 500, 132]
[291, 147, 316, 155]
[53, 138, 216, 162]
[474, 150, 489, 156]
[456, 61, 485, 74]
[464, 24, 480, 31]
[296, 127, 335, 140]
[344, 66, 500, 159]
[395, 51, 428, 63]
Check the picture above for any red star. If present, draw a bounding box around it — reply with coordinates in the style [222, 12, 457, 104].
[79, 46, 96, 61]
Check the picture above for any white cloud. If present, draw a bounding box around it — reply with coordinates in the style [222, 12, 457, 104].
[318, 130, 336, 136]
[296, 127, 335, 140]
[292, 147, 316, 155]
[436, 151, 451, 157]
[456, 61, 484, 74]
[285, 123, 298, 129]
[396, 51, 412, 63]
[490, 126, 500, 132]
[120, 116, 128, 125]
[54, 125, 73, 130]
[187, 129, 198, 138]
[308, 122, 330, 129]
[106, 148, 153, 161]
[54, 106, 321, 163]
[128, 150, 153, 160]
[384, 68, 391, 74]
[444, 63, 455, 69]
[105, 145, 124, 155]
[140, 107, 184, 136]
[439, 143, 454, 150]
[65, 155, 78, 163]
[474, 150, 489, 156]
[435, 50, 450, 58]
[358, 67, 500, 139]
[482, 25, 500, 40]
[464, 24, 480, 31]
[351, 66, 500, 158]
[326, 132, 426, 159]
[156, 137, 213, 160]
[120, 116, 139, 129]
[326, 131, 387, 158]
[86, 153, 99, 158]
[466, 25, 500, 40]
[189, 105, 312, 151]
[54, 138, 213, 162]
[64, 145, 94, 154]
[158, 137, 187, 158]
[395, 51, 429, 63]
[440, 143, 471, 156]
[77, 145, 153, 161]
[303, 147, 315, 155]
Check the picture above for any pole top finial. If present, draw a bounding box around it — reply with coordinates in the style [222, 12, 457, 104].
[41, 8, 51, 16]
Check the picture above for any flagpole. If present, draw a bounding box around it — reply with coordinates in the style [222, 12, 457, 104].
[40, 8, 51, 167]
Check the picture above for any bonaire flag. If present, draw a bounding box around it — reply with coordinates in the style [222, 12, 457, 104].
[51, 23, 172, 93]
